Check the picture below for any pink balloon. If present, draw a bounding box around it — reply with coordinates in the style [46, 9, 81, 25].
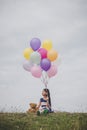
[31, 65, 42, 78]
[47, 65, 57, 78]
[38, 48, 47, 59]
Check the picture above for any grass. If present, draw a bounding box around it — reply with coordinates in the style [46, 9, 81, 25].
[0, 112, 87, 130]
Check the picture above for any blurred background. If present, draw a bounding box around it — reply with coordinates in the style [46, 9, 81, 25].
[0, 0, 87, 112]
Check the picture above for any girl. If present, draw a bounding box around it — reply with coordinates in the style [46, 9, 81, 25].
[37, 88, 52, 115]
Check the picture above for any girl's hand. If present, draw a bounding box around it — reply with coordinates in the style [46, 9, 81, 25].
[46, 96, 49, 100]
[37, 102, 41, 109]
[36, 106, 39, 110]
[36, 105, 39, 109]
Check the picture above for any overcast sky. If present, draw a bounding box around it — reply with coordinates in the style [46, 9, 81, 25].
[0, 0, 87, 112]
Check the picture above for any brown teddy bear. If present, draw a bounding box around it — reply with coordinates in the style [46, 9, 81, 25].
[27, 103, 38, 113]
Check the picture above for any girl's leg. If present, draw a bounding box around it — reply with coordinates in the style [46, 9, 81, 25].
[37, 109, 44, 116]
[37, 110, 40, 116]
[43, 109, 49, 115]
[37, 109, 49, 116]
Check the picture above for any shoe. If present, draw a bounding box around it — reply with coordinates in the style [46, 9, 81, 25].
[37, 111, 40, 116]
[43, 109, 49, 115]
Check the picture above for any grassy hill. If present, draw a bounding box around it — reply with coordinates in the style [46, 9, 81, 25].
[0, 112, 87, 130]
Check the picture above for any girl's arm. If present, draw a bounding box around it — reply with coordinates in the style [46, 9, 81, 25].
[37, 102, 41, 109]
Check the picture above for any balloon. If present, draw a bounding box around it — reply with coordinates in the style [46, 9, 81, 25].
[47, 49, 58, 61]
[42, 40, 52, 51]
[23, 48, 33, 60]
[30, 38, 41, 51]
[23, 60, 33, 71]
[31, 65, 42, 78]
[47, 65, 57, 78]
[30, 52, 41, 65]
[40, 58, 51, 71]
[38, 48, 47, 59]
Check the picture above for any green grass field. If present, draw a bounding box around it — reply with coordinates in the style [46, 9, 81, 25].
[0, 112, 87, 130]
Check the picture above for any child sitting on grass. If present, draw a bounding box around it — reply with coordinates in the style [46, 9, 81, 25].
[37, 88, 52, 115]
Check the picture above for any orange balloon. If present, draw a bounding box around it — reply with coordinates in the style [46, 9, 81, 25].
[47, 49, 58, 61]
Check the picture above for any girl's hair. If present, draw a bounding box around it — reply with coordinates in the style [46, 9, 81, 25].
[43, 88, 51, 107]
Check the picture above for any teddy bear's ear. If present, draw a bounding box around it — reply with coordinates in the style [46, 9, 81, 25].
[30, 103, 32, 105]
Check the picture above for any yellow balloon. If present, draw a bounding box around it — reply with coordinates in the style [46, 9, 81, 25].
[42, 40, 52, 51]
[47, 49, 58, 61]
[23, 48, 33, 60]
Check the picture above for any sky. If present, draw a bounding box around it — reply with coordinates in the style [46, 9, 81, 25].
[0, 0, 87, 112]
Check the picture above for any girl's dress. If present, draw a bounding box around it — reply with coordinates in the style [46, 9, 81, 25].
[39, 98, 51, 113]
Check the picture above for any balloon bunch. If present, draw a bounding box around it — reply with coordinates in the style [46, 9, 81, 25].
[23, 38, 58, 88]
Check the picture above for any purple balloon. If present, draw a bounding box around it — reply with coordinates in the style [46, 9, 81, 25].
[30, 38, 41, 51]
[40, 58, 51, 71]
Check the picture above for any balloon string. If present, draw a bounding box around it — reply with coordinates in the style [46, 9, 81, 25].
[44, 72, 48, 88]
[40, 72, 44, 85]
[40, 71, 49, 88]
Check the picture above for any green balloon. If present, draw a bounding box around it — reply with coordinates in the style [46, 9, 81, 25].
[30, 52, 41, 65]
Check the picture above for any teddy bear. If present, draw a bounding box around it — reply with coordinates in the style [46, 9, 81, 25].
[27, 103, 38, 113]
